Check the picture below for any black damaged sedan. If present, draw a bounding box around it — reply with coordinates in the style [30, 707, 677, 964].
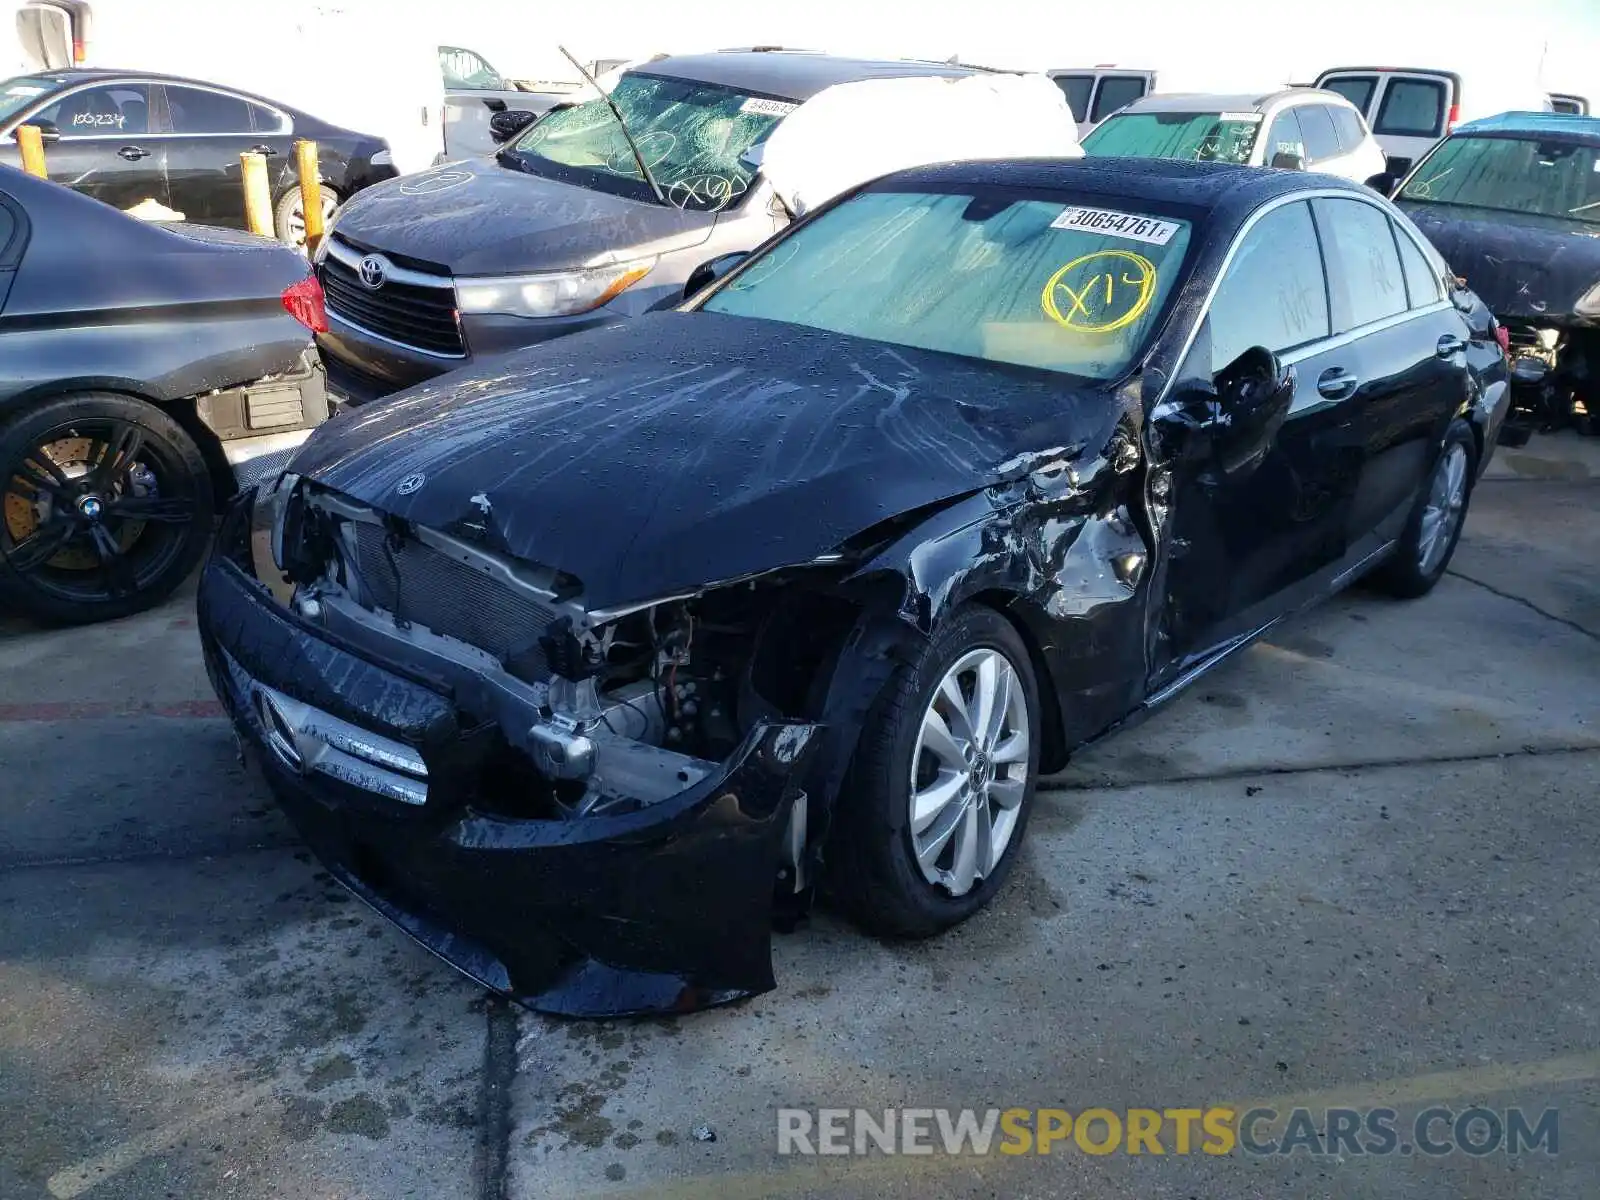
[199, 159, 1509, 1017]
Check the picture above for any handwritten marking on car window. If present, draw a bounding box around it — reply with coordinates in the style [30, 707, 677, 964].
[1041, 250, 1158, 334]
[1405, 167, 1453, 199]
[72, 112, 126, 128]
[727, 240, 800, 290]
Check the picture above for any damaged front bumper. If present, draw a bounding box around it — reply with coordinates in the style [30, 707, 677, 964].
[197, 501, 821, 1017]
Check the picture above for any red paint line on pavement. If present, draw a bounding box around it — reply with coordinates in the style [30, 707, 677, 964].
[0, 699, 225, 722]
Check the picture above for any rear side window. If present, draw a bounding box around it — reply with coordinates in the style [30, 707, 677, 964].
[1295, 105, 1342, 163]
[1322, 75, 1377, 115]
[1375, 79, 1447, 137]
[1054, 75, 1092, 122]
[163, 86, 252, 134]
[1330, 106, 1367, 150]
[1393, 223, 1443, 306]
[246, 102, 284, 133]
[1312, 198, 1408, 330]
[1092, 77, 1147, 123]
[1209, 200, 1330, 369]
[0, 201, 15, 261]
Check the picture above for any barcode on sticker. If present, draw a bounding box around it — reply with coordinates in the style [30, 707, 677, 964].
[740, 97, 798, 118]
[1050, 207, 1180, 245]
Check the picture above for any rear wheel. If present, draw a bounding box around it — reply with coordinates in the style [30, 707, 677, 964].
[1370, 420, 1476, 599]
[0, 393, 214, 624]
[827, 605, 1042, 938]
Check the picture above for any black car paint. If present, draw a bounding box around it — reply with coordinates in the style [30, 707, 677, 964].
[0, 71, 395, 231]
[0, 166, 322, 454]
[201, 161, 1507, 1017]
[1400, 202, 1600, 325]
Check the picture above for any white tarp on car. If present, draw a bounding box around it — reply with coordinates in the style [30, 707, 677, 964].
[757, 70, 1081, 217]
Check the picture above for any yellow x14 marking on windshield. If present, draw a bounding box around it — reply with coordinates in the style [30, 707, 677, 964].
[1042, 250, 1158, 335]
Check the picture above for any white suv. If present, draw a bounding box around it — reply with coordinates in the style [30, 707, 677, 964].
[1081, 88, 1387, 185]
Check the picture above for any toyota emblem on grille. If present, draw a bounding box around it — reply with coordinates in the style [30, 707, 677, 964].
[357, 254, 389, 290]
[396, 472, 427, 496]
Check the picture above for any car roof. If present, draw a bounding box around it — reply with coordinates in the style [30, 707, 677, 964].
[634, 50, 978, 101]
[879, 156, 1369, 210]
[4, 68, 318, 120]
[1454, 110, 1600, 144]
[1117, 87, 1352, 116]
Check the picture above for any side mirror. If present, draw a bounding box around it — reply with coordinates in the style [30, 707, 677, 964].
[1366, 172, 1399, 197]
[1213, 346, 1295, 476]
[488, 110, 537, 143]
[23, 119, 60, 144]
[684, 252, 750, 299]
[1269, 149, 1306, 171]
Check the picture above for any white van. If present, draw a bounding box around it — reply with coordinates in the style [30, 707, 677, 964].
[1314, 66, 1552, 176]
[8, 0, 89, 74]
[1047, 67, 1156, 138]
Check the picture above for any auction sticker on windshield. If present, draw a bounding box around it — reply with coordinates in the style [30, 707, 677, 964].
[1050, 206, 1181, 245]
[741, 97, 799, 117]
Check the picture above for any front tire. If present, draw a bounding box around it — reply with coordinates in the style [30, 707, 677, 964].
[274, 185, 341, 253]
[1371, 420, 1476, 599]
[827, 605, 1042, 938]
[0, 393, 214, 625]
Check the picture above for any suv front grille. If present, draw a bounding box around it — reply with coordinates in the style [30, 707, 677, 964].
[349, 523, 558, 674]
[320, 239, 466, 359]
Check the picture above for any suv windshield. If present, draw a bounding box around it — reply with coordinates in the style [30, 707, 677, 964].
[1399, 134, 1600, 225]
[703, 188, 1194, 382]
[504, 72, 793, 212]
[0, 76, 56, 125]
[1083, 111, 1263, 164]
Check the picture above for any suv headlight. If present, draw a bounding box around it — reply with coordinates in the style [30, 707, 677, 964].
[1576, 279, 1600, 318]
[455, 259, 656, 319]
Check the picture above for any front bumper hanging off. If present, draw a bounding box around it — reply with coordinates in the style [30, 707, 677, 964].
[197, 517, 821, 1018]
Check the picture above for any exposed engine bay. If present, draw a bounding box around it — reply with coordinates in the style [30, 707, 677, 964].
[1503, 322, 1600, 438]
[253, 478, 860, 885]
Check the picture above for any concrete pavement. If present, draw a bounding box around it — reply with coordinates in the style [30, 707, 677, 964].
[1, 433, 1595, 1199]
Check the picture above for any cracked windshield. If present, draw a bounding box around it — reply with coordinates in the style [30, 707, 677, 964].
[1082, 111, 1264, 163]
[705, 188, 1193, 379]
[1400, 133, 1600, 223]
[505, 72, 791, 211]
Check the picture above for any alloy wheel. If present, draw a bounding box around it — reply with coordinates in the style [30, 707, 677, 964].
[1, 420, 199, 605]
[1418, 442, 1469, 576]
[908, 648, 1031, 897]
[285, 192, 340, 251]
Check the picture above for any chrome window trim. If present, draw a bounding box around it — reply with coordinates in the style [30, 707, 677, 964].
[13, 76, 292, 140]
[1154, 187, 1451, 406]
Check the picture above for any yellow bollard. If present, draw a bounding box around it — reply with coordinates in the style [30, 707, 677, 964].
[240, 151, 274, 238]
[294, 139, 324, 254]
[16, 124, 47, 179]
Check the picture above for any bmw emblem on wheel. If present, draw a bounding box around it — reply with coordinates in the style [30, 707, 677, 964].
[395, 472, 427, 496]
[357, 254, 389, 290]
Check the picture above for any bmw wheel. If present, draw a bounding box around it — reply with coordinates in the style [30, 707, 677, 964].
[828, 605, 1042, 938]
[0, 393, 214, 624]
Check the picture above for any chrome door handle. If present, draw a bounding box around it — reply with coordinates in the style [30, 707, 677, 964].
[117, 145, 149, 161]
[248, 144, 279, 156]
[1316, 367, 1359, 400]
[1436, 333, 1467, 358]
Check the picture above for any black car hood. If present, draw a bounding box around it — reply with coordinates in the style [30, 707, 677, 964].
[1400, 201, 1600, 323]
[289, 312, 1114, 611]
[329, 156, 716, 275]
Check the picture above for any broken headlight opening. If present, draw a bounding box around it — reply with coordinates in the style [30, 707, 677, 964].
[263, 483, 855, 824]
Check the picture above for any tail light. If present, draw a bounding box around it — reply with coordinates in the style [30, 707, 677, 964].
[1446, 102, 1461, 132]
[1493, 322, 1510, 356]
[281, 275, 329, 335]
